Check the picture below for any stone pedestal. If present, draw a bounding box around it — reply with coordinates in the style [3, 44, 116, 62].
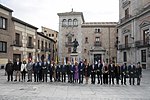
[70, 53, 78, 64]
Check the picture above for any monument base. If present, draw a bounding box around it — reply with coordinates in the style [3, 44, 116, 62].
[70, 53, 78, 64]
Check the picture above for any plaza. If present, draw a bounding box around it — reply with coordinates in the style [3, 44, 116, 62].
[0, 69, 150, 100]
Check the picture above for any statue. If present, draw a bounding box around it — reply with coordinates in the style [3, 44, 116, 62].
[72, 38, 79, 53]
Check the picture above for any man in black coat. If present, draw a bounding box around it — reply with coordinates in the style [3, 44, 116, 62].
[13, 58, 21, 82]
[70, 63, 75, 83]
[33, 60, 41, 82]
[96, 60, 103, 85]
[41, 59, 48, 82]
[128, 63, 136, 85]
[136, 62, 142, 85]
[108, 62, 115, 85]
[56, 63, 61, 82]
[61, 64, 67, 82]
[91, 62, 96, 84]
[78, 60, 85, 84]
[5, 59, 14, 82]
[121, 63, 127, 85]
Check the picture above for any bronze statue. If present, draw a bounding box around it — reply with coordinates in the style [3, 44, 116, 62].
[72, 38, 79, 53]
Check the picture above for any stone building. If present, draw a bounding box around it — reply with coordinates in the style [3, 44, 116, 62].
[0, 4, 57, 65]
[0, 4, 14, 67]
[82, 22, 117, 64]
[36, 32, 56, 62]
[57, 10, 117, 64]
[41, 26, 58, 60]
[117, 0, 150, 68]
[11, 17, 38, 62]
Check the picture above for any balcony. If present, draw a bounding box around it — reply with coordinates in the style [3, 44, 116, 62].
[27, 43, 34, 49]
[94, 41, 102, 47]
[118, 43, 132, 50]
[135, 40, 150, 48]
[65, 42, 73, 47]
[120, 15, 132, 23]
[11, 40, 22, 47]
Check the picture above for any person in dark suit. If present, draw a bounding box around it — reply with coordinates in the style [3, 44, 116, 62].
[91, 62, 96, 84]
[41, 59, 48, 82]
[33, 60, 41, 82]
[115, 63, 120, 85]
[49, 63, 54, 82]
[13, 58, 22, 82]
[97, 60, 103, 85]
[66, 62, 71, 83]
[84, 62, 90, 84]
[70, 62, 75, 83]
[108, 62, 115, 85]
[120, 63, 127, 85]
[5, 59, 14, 82]
[78, 60, 85, 84]
[56, 64, 61, 82]
[61, 64, 67, 82]
[103, 64, 108, 84]
[136, 62, 142, 85]
[128, 63, 136, 85]
[56, 63, 61, 82]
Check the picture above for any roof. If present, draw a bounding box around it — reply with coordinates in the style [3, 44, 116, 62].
[82, 22, 118, 27]
[57, 11, 85, 22]
[12, 17, 38, 30]
[37, 32, 56, 43]
[0, 4, 13, 12]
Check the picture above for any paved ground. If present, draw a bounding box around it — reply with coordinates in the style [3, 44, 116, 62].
[0, 69, 150, 100]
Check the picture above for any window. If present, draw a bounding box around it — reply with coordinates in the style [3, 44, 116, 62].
[44, 30, 47, 32]
[52, 34, 54, 37]
[15, 33, 20, 45]
[45, 42, 47, 50]
[62, 19, 67, 27]
[141, 50, 146, 62]
[84, 49, 87, 53]
[125, 8, 129, 19]
[49, 43, 51, 48]
[125, 35, 128, 47]
[143, 29, 149, 44]
[123, 52, 127, 62]
[95, 28, 101, 33]
[0, 17, 7, 29]
[95, 37, 100, 42]
[68, 48, 71, 53]
[73, 19, 78, 26]
[68, 19, 72, 26]
[28, 37, 32, 47]
[0, 41, 7, 53]
[49, 34, 51, 37]
[85, 37, 88, 43]
[38, 40, 40, 49]
[68, 36, 72, 42]
[41, 41, 44, 50]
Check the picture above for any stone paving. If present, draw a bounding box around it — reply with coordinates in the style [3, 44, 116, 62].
[0, 69, 150, 100]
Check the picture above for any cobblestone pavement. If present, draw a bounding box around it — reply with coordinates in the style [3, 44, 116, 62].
[0, 69, 150, 100]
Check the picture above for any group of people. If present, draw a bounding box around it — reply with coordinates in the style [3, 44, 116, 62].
[5, 58, 142, 85]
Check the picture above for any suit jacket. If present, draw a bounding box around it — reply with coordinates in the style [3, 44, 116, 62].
[97, 63, 103, 74]
[78, 62, 85, 72]
[13, 61, 22, 71]
[70, 65, 75, 73]
[61, 65, 67, 73]
[121, 65, 127, 75]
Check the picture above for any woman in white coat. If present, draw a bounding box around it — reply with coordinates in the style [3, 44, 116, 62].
[21, 60, 27, 82]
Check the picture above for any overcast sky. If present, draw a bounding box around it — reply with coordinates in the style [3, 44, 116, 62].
[1, 0, 119, 31]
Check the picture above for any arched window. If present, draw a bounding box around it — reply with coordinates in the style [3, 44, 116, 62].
[68, 36, 72, 42]
[68, 19, 72, 26]
[73, 19, 78, 26]
[62, 19, 67, 27]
